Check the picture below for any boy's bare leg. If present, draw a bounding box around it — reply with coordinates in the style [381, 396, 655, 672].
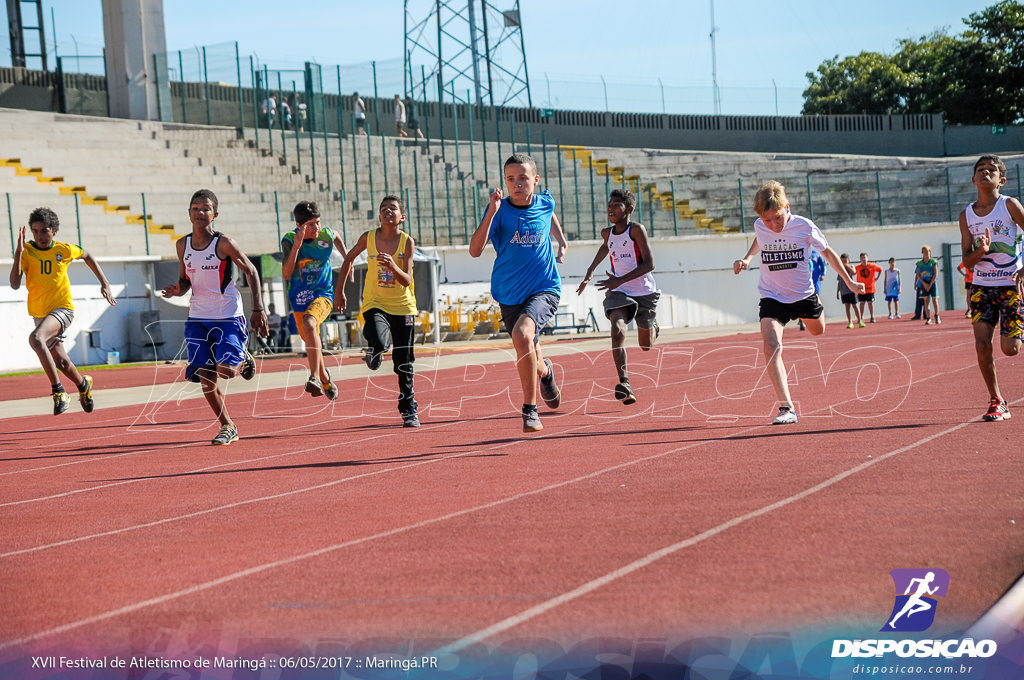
[29, 317, 65, 388]
[973, 322, 1001, 399]
[638, 322, 656, 351]
[198, 369, 231, 426]
[511, 315, 540, 406]
[609, 310, 630, 381]
[1000, 334, 1022, 357]
[801, 316, 825, 336]
[49, 343, 85, 386]
[760, 318, 793, 408]
[300, 315, 329, 383]
[844, 304, 853, 325]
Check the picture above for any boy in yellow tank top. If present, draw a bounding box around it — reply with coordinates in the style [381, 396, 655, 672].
[337, 195, 420, 427]
[8, 207, 116, 415]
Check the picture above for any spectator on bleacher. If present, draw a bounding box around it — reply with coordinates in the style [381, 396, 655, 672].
[280, 98, 292, 131]
[469, 153, 568, 433]
[855, 252, 883, 323]
[160, 190, 269, 445]
[734, 181, 863, 426]
[260, 95, 276, 129]
[353, 92, 367, 135]
[281, 200, 349, 401]
[959, 154, 1024, 422]
[576, 189, 658, 406]
[336, 195, 421, 428]
[394, 95, 409, 138]
[9, 207, 117, 416]
[405, 97, 424, 139]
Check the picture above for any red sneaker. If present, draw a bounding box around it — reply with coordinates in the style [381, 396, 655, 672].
[983, 398, 1011, 422]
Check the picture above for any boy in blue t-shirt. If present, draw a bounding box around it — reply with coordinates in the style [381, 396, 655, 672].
[469, 153, 568, 433]
[282, 200, 348, 400]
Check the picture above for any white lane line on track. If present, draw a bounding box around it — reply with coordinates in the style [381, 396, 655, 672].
[434, 412, 983, 656]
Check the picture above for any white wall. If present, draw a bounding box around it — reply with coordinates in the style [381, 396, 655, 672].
[0, 222, 966, 373]
[434, 221, 967, 332]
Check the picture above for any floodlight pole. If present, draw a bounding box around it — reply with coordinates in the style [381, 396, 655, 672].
[710, 0, 721, 115]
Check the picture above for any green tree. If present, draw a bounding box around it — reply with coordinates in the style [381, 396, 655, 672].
[802, 53, 917, 115]
[801, 0, 1024, 124]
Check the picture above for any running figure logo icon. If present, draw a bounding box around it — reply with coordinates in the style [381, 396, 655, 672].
[882, 569, 949, 632]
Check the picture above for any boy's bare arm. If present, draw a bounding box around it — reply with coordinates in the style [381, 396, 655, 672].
[469, 189, 502, 257]
[823, 247, 865, 293]
[220, 236, 268, 336]
[577, 230, 610, 295]
[733, 238, 760, 274]
[549, 214, 568, 263]
[335, 232, 368, 311]
[161, 238, 190, 297]
[81, 250, 117, 305]
[281, 230, 307, 280]
[960, 210, 989, 270]
[9, 225, 25, 289]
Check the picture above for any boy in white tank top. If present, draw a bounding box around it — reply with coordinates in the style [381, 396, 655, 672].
[162, 190, 269, 445]
[577, 189, 659, 405]
[959, 154, 1024, 422]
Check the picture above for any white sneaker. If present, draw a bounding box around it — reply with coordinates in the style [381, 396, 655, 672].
[771, 407, 799, 425]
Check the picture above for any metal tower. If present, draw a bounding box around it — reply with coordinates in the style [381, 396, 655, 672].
[6, 0, 48, 71]
[404, 0, 532, 108]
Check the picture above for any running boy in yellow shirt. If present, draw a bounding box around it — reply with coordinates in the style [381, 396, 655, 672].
[9, 207, 116, 415]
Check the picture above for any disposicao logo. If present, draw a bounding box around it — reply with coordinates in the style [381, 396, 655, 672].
[831, 568, 998, 660]
[882, 568, 949, 632]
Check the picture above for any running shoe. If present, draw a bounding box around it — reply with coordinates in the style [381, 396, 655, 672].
[895, 314, 902, 319]
[324, 378, 339, 401]
[304, 374, 324, 397]
[212, 423, 239, 445]
[771, 407, 799, 425]
[52, 390, 70, 416]
[78, 375, 94, 413]
[539, 358, 561, 408]
[362, 347, 382, 371]
[614, 380, 637, 405]
[925, 318, 932, 325]
[935, 315, 942, 325]
[870, 317, 876, 323]
[522, 407, 543, 432]
[402, 411, 421, 428]
[847, 323, 854, 329]
[240, 350, 256, 380]
[888, 314, 893, 319]
[858, 321, 866, 328]
[983, 398, 1011, 422]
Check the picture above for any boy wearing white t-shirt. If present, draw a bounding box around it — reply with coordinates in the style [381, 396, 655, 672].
[734, 181, 863, 425]
[959, 154, 1024, 422]
[577, 189, 659, 405]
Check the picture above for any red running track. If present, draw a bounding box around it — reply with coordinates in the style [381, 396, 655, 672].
[1, 315, 1022, 660]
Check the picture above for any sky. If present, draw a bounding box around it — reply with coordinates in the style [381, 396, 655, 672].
[0, 0, 998, 115]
